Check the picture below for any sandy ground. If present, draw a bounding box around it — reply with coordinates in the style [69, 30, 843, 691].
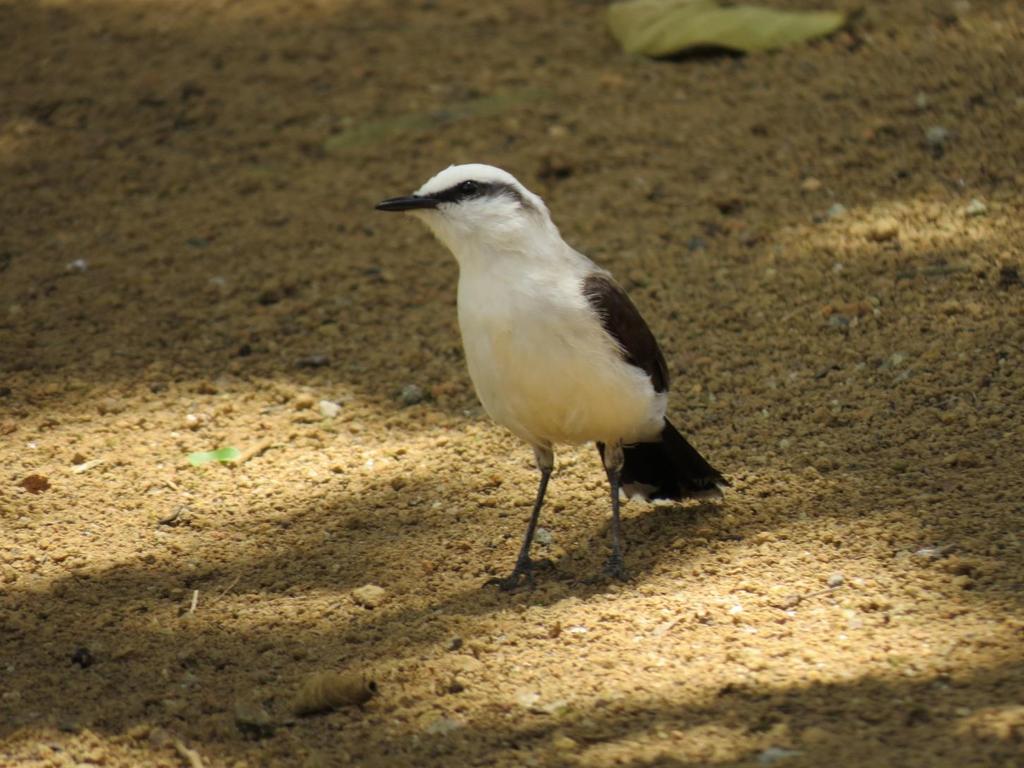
[2, 0, 1023, 765]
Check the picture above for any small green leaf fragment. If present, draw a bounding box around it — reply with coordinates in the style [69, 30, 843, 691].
[188, 446, 241, 466]
[323, 90, 545, 152]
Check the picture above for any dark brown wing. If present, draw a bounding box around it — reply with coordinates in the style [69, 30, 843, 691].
[582, 272, 669, 393]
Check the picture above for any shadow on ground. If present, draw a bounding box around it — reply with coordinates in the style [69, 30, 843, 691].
[3, 461, 1021, 760]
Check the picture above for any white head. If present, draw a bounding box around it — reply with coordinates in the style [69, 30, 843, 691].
[376, 164, 559, 262]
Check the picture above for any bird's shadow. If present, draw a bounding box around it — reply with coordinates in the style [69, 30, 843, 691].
[526, 497, 723, 589]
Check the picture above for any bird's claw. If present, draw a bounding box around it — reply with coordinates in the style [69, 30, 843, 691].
[486, 558, 553, 591]
[486, 572, 529, 591]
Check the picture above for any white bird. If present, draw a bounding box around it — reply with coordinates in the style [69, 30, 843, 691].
[376, 163, 727, 587]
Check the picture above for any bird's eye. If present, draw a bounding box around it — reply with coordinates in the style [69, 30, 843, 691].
[458, 180, 479, 196]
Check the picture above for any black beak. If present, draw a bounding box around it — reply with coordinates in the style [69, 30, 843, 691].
[375, 195, 440, 212]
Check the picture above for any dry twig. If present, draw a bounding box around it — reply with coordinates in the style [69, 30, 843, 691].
[173, 739, 205, 768]
[211, 575, 241, 604]
[239, 440, 276, 464]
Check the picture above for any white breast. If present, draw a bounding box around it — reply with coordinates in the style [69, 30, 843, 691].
[456, 259, 666, 448]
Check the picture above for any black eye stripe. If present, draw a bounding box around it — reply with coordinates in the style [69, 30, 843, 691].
[430, 180, 490, 203]
[428, 180, 531, 208]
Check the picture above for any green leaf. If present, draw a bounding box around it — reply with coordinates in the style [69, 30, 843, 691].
[607, 0, 846, 56]
[323, 89, 545, 153]
[187, 446, 241, 466]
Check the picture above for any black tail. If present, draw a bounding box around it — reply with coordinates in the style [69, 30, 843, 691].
[598, 419, 728, 501]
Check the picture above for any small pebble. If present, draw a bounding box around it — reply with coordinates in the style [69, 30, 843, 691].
[66, 258, 88, 273]
[800, 177, 822, 192]
[293, 671, 377, 716]
[534, 527, 553, 546]
[827, 573, 845, 588]
[352, 584, 387, 608]
[924, 125, 949, 147]
[19, 474, 50, 494]
[758, 747, 803, 764]
[963, 198, 987, 217]
[399, 384, 425, 406]
[97, 398, 124, 415]
[552, 735, 577, 751]
[867, 217, 899, 242]
[318, 400, 342, 419]
[780, 594, 801, 609]
[825, 203, 848, 220]
[827, 314, 849, 329]
[234, 697, 274, 739]
[293, 392, 315, 410]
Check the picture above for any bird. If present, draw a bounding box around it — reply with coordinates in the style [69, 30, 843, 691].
[376, 163, 727, 588]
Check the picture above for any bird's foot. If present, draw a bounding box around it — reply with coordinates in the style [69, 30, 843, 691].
[602, 552, 629, 582]
[486, 558, 553, 591]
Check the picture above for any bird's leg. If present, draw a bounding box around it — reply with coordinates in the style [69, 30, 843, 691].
[488, 445, 554, 591]
[602, 441, 629, 581]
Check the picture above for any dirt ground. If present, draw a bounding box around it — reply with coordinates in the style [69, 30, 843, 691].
[2, 0, 1023, 765]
